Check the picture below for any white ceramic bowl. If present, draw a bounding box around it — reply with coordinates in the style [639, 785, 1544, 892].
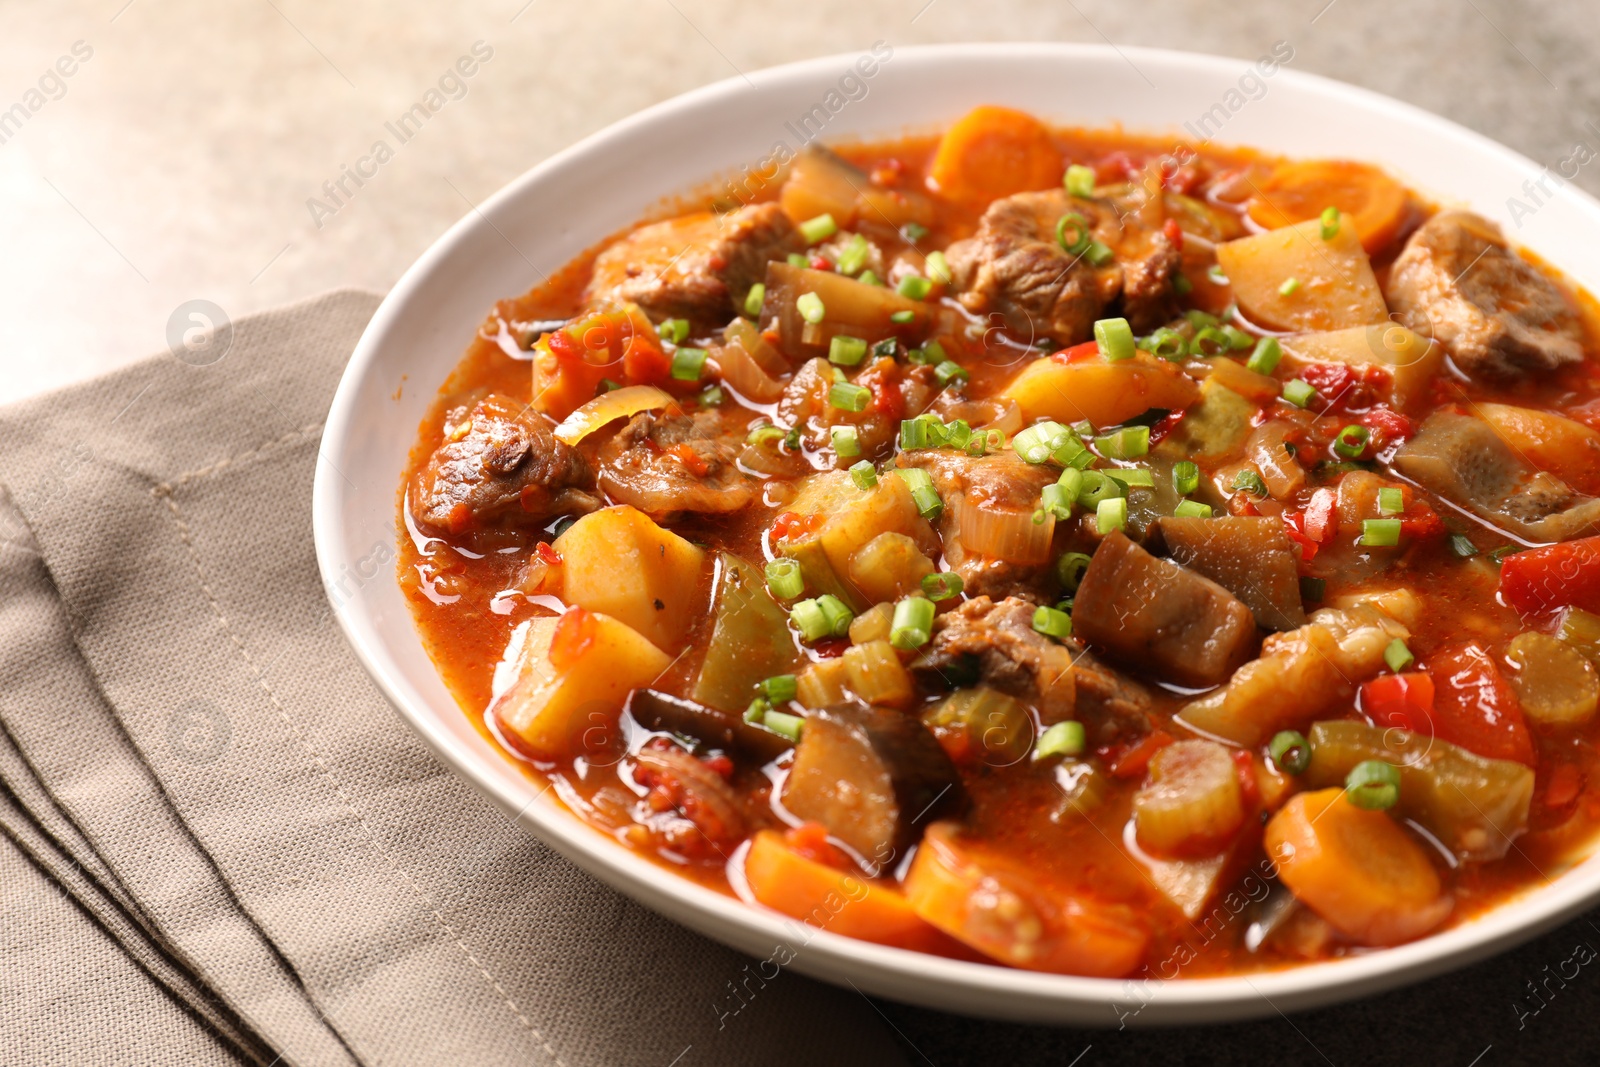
[314, 43, 1600, 1026]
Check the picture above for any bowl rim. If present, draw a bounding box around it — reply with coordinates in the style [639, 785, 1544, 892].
[314, 40, 1600, 1026]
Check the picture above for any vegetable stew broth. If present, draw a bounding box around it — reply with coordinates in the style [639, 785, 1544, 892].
[400, 112, 1600, 978]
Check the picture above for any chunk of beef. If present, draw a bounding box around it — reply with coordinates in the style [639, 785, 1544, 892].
[777, 356, 939, 463]
[587, 202, 801, 323]
[1153, 516, 1307, 631]
[596, 410, 756, 518]
[1387, 211, 1583, 379]
[1392, 411, 1600, 542]
[1073, 531, 1258, 688]
[944, 190, 1180, 346]
[411, 393, 600, 537]
[927, 596, 1077, 723]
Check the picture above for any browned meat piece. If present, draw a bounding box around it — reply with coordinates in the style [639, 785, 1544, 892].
[777, 357, 939, 462]
[1073, 531, 1258, 688]
[1392, 411, 1600, 542]
[899, 450, 1058, 600]
[587, 202, 801, 323]
[596, 410, 756, 518]
[631, 740, 749, 861]
[1154, 516, 1307, 631]
[1387, 211, 1583, 379]
[944, 189, 1180, 346]
[1071, 646, 1157, 745]
[410, 393, 600, 538]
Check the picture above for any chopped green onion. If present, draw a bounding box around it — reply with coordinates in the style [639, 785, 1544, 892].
[784, 425, 803, 450]
[816, 594, 854, 637]
[1207, 264, 1229, 286]
[828, 334, 868, 366]
[1333, 424, 1370, 459]
[598, 378, 623, 394]
[1449, 533, 1479, 559]
[658, 318, 690, 344]
[1096, 497, 1127, 534]
[889, 309, 916, 324]
[1378, 487, 1404, 516]
[1071, 419, 1095, 438]
[1095, 425, 1150, 460]
[1085, 240, 1114, 266]
[765, 558, 803, 600]
[1051, 431, 1093, 469]
[897, 273, 933, 299]
[1147, 326, 1188, 361]
[747, 424, 785, 447]
[858, 270, 882, 287]
[1094, 317, 1135, 362]
[925, 250, 952, 285]
[1056, 467, 1085, 503]
[670, 347, 708, 381]
[1034, 720, 1086, 760]
[828, 381, 871, 412]
[901, 221, 928, 243]
[1056, 212, 1092, 256]
[760, 674, 798, 703]
[1013, 420, 1068, 464]
[900, 418, 933, 450]
[1345, 759, 1401, 811]
[762, 709, 804, 741]
[1319, 206, 1340, 241]
[787, 252, 810, 268]
[944, 419, 972, 452]
[831, 425, 861, 458]
[1282, 378, 1317, 408]
[1278, 277, 1301, 296]
[1032, 604, 1073, 640]
[1173, 273, 1193, 296]
[1186, 310, 1221, 330]
[1056, 551, 1093, 593]
[896, 468, 944, 520]
[1039, 482, 1074, 520]
[922, 340, 948, 365]
[1075, 469, 1124, 508]
[1221, 325, 1254, 351]
[1104, 467, 1154, 488]
[871, 338, 898, 360]
[1172, 460, 1201, 496]
[1232, 469, 1268, 497]
[799, 213, 838, 244]
[922, 571, 964, 601]
[1064, 164, 1097, 198]
[890, 596, 936, 650]
[1189, 325, 1231, 357]
[1270, 730, 1312, 776]
[744, 697, 771, 724]
[796, 292, 825, 324]
[849, 460, 878, 490]
[835, 234, 870, 276]
[1362, 518, 1402, 547]
[935, 360, 969, 387]
[1246, 337, 1282, 375]
[1384, 638, 1415, 673]
[698, 385, 724, 407]
[1174, 500, 1213, 518]
[1489, 545, 1523, 564]
[1299, 575, 1326, 602]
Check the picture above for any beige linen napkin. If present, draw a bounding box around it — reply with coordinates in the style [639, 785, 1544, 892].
[0, 290, 908, 1067]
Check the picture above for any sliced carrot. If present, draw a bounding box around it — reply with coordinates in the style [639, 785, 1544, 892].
[1265, 789, 1451, 947]
[1246, 160, 1410, 255]
[744, 830, 946, 952]
[927, 106, 1061, 203]
[903, 823, 1147, 976]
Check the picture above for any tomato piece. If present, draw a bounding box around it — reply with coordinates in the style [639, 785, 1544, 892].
[534, 541, 562, 566]
[1162, 217, 1184, 251]
[1280, 511, 1321, 564]
[1500, 536, 1600, 617]
[1428, 643, 1535, 765]
[548, 607, 598, 671]
[1360, 672, 1436, 736]
[1298, 363, 1356, 407]
[1104, 730, 1174, 779]
[1052, 340, 1102, 364]
[1360, 406, 1413, 450]
[668, 443, 710, 478]
[1303, 487, 1338, 543]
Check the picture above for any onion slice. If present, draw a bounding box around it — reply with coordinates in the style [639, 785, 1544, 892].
[952, 492, 1054, 564]
[552, 384, 673, 445]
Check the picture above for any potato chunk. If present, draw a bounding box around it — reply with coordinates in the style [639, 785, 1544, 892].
[553, 505, 707, 651]
[1001, 350, 1201, 428]
[1281, 324, 1441, 410]
[1215, 213, 1388, 332]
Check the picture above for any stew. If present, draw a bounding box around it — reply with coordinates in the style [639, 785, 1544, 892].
[398, 106, 1600, 978]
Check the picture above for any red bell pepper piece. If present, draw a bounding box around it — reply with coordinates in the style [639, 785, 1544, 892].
[1428, 643, 1535, 765]
[1360, 672, 1435, 736]
[1499, 535, 1600, 616]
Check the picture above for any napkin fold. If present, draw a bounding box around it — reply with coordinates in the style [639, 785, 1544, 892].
[0, 290, 907, 1067]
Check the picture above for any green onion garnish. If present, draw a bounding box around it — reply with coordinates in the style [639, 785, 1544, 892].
[1378, 487, 1404, 516]
[1345, 760, 1401, 810]
[1221, 325, 1254, 351]
[828, 334, 868, 366]
[1095, 425, 1150, 460]
[858, 270, 882, 287]
[799, 213, 838, 245]
[1174, 500, 1213, 518]
[889, 309, 916, 324]
[1278, 277, 1301, 296]
[1094, 317, 1135, 361]
[1039, 482, 1074, 521]
[1333, 424, 1370, 459]
[658, 318, 690, 343]
[1013, 420, 1068, 465]
[1207, 264, 1229, 286]
[1232, 469, 1268, 497]
[835, 234, 870, 276]
[760, 674, 798, 703]
[1104, 467, 1154, 488]
[1449, 533, 1479, 558]
[1384, 638, 1414, 673]
[1056, 212, 1092, 256]
[1172, 460, 1201, 496]
[944, 419, 972, 451]
[1056, 551, 1093, 593]
[598, 378, 623, 394]
[1034, 720, 1086, 759]
[1186, 311, 1221, 329]
[670, 347, 708, 381]
[1074, 470, 1122, 509]
[1282, 378, 1317, 408]
[849, 460, 877, 490]
[797, 292, 825, 324]
[871, 338, 898, 360]
[900, 221, 928, 243]
[896, 468, 944, 520]
[897, 274, 933, 300]
[831, 425, 861, 458]
[925, 250, 951, 285]
[1065, 164, 1097, 198]
[765, 558, 804, 600]
[1085, 240, 1114, 266]
[900, 418, 932, 450]
[816, 594, 854, 637]
[762, 710, 804, 741]
[921, 571, 964, 601]
[890, 596, 935, 650]
[745, 697, 771, 724]
[1189, 325, 1231, 357]
[935, 360, 969, 387]
[1147, 326, 1188, 361]
[1319, 207, 1340, 241]
[1096, 496, 1127, 534]
[1362, 518, 1402, 547]
[787, 252, 810, 268]
[1173, 273, 1193, 295]
[699, 385, 724, 407]
[1246, 337, 1282, 375]
[1056, 467, 1085, 503]
[747, 424, 785, 447]
[1270, 730, 1311, 776]
[828, 381, 870, 412]
[1032, 604, 1073, 641]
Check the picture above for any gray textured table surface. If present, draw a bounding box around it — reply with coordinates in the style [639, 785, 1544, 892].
[5, 2, 1599, 1064]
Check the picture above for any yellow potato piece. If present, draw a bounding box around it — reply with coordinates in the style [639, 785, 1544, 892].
[1001, 351, 1201, 428]
[554, 505, 707, 651]
[1281, 324, 1441, 410]
[1216, 213, 1389, 332]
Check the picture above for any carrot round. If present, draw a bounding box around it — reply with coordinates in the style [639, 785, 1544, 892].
[928, 106, 1061, 203]
[1246, 160, 1409, 255]
[904, 822, 1147, 976]
[1265, 789, 1451, 946]
[744, 830, 946, 951]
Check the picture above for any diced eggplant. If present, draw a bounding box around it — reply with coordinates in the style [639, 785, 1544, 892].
[626, 689, 792, 764]
[1155, 516, 1307, 631]
[780, 704, 966, 872]
[691, 553, 800, 713]
[1072, 531, 1258, 688]
[1153, 378, 1256, 463]
[762, 261, 930, 361]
